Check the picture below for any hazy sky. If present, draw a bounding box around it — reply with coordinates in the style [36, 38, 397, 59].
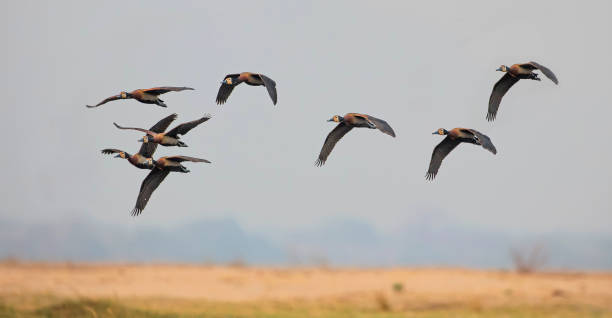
[1, 1, 610, 236]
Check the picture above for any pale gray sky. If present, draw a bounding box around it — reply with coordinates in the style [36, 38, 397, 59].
[1, 1, 611, 237]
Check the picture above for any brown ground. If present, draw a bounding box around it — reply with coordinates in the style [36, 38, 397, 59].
[0, 263, 611, 313]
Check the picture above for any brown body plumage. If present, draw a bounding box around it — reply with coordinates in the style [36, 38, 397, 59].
[113, 114, 211, 148]
[426, 128, 497, 180]
[488, 62, 558, 121]
[101, 114, 177, 169]
[216, 72, 277, 105]
[131, 155, 211, 216]
[316, 113, 396, 166]
[101, 149, 155, 169]
[86, 86, 194, 108]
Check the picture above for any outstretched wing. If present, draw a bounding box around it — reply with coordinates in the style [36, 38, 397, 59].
[367, 115, 396, 137]
[138, 114, 178, 157]
[525, 62, 558, 84]
[166, 114, 212, 137]
[142, 86, 194, 96]
[131, 169, 170, 216]
[149, 113, 178, 132]
[216, 74, 240, 105]
[86, 94, 122, 108]
[165, 155, 211, 163]
[426, 137, 461, 180]
[101, 148, 124, 155]
[468, 129, 497, 154]
[316, 123, 353, 166]
[487, 73, 520, 121]
[259, 74, 278, 105]
[113, 123, 154, 135]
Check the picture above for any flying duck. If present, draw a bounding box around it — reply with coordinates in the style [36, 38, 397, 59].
[87, 86, 194, 108]
[101, 113, 177, 168]
[426, 128, 497, 180]
[131, 155, 211, 216]
[216, 72, 277, 105]
[316, 113, 396, 166]
[488, 62, 558, 121]
[113, 114, 211, 148]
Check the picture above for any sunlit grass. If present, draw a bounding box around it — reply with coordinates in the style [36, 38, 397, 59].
[1, 264, 611, 317]
[0, 298, 610, 318]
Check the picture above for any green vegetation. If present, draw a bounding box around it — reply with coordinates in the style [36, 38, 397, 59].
[0, 299, 610, 318]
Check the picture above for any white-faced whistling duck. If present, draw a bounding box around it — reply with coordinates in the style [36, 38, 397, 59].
[316, 113, 396, 166]
[86, 86, 194, 108]
[488, 62, 558, 121]
[426, 128, 497, 180]
[101, 114, 178, 169]
[101, 148, 155, 170]
[216, 72, 277, 105]
[132, 155, 211, 216]
[113, 114, 211, 148]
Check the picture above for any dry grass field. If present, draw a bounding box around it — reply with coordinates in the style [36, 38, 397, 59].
[0, 262, 611, 317]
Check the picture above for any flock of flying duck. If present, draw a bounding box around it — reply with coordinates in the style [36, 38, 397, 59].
[88, 64, 558, 216]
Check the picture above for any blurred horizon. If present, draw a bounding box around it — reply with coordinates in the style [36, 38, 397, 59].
[2, 211, 610, 270]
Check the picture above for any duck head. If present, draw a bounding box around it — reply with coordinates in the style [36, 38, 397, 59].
[328, 115, 344, 123]
[432, 128, 448, 135]
[496, 65, 509, 72]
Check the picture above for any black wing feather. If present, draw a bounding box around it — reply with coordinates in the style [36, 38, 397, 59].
[316, 123, 353, 166]
[426, 137, 461, 180]
[469, 129, 497, 154]
[166, 114, 212, 138]
[527, 62, 558, 84]
[259, 74, 278, 105]
[86, 94, 122, 108]
[101, 148, 124, 155]
[143, 86, 194, 96]
[165, 155, 211, 163]
[216, 83, 236, 105]
[487, 73, 520, 121]
[131, 169, 170, 216]
[367, 116, 396, 137]
[216, 74, 241, 105]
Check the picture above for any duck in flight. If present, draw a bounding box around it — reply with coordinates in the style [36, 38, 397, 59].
[216, 72, 277, 105]
[426, 128, 497, 180]
[316, 113, 396, 166]
[131, 155, 211, 216]
[488, 62, 558, 121]
[101, 113, 178, 169]
[113, 114, 211, 148]
[87, 86, 194, 108]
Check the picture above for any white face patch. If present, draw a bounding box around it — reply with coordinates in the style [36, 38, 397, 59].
[120, 92, 127, 98]
[225, 78, 233, 85]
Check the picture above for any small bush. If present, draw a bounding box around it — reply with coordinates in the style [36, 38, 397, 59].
[392, 282, 404, 293]
[510, 244, 547, 274]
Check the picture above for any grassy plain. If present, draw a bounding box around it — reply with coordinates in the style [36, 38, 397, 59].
[0, 263, 610, 317]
